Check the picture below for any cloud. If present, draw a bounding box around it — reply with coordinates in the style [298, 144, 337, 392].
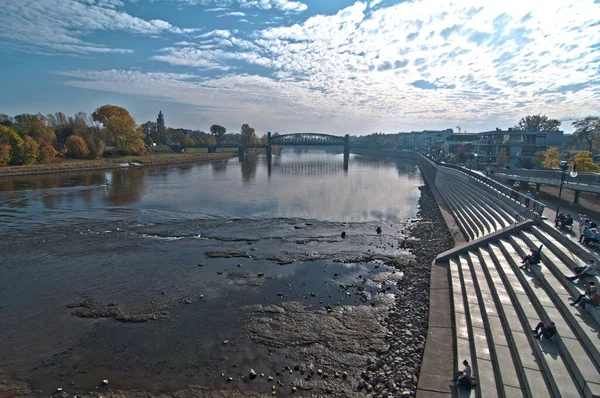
[0, 0, 198, 54]
[219, 11, 246, 16]
[170, 0, 307, 13]
[53, 0, 600, 133]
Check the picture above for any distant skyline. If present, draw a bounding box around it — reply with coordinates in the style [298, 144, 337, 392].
[1, 0, 599, 136]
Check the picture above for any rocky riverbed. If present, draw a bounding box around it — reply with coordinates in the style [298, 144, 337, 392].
[0, 184, 452, 398]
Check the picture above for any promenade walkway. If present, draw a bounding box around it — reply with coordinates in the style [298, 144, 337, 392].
[415, 155, 600, 398]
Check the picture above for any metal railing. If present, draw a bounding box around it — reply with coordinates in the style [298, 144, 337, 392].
[417, 153, 546, 221]
[489, 167, 600, 187]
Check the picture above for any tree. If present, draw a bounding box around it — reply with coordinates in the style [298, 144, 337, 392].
[542, 147, 560, 169]
[210, 125, 227, 144]
[572, 151, 599, 172]
[22, 135, 40, 164]
[0, 125, 24, 165]
[92, 105, 145, 154]
[65, 135, 89, 159]
[240, 123, 258, 145]
[37, 141, 58, 163]
[13, 113, 56, 142]
[80, 126, 105, 159]
[532, 151, 545, 168]
[174, 132, 192, 146]
[0, 144, 10, 165]
[572, 116, 599, 153]
[514, 114, 561, 131]
[496, 148, 509, 164]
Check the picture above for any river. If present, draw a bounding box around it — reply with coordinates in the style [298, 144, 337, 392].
[0, 149, 426, 397]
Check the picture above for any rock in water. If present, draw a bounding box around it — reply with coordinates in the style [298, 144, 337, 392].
[248, 369, 257, 380]
[101, 380, 109, 386]
[341, 231, 346, 238]
[376, 226, 382, 234]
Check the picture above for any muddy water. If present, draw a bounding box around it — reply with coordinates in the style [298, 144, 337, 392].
[0, 150, 423, 396]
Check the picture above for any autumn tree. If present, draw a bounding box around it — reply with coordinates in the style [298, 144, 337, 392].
[542, 147, 560, 169]
[572, 151, 599, 172]
[80, 126, 105, 159]
[65, 135, 90, 159]
[0, 125, 24, 165]
[572, 116, 599, 153]
[210, 124, 227, 144]
[532, 151, 545, 168]
[22, 135, 40, 164]
[514, 114, 561, 131]
[174, 132, 192, 146]
[37, 141, 58, 163]
[240, 124, 258, 145]
[13, 113, 56, 142]
[92, 105, 145, 155]
[496, 148, 509, 164]
[0, 144, 10, 165]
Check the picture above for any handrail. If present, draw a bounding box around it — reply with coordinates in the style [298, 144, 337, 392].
[416, 152, 545, 221]
[488, 167, 600, 187]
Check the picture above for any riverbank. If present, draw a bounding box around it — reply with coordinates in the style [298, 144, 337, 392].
[0, 152, 236, 178]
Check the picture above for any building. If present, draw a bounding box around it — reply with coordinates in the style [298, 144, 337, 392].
[474, 128, 563, 166]
[397, 129, 454, 151]
[156, 111, 165, 143]
[172, 128, 204, 139]
[443, 133, 478, 154]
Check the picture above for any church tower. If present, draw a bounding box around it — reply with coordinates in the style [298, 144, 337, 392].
[156, 110, 165, 143]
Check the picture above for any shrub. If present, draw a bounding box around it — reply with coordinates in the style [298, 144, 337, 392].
[65, 135, 89, 159]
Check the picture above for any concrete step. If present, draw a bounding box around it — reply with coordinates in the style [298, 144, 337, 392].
[477, 246, 549, 398]
[449, 258, 475, 381]
[513, 231, 600, 393]
[457, 254, 498, 397]
[465, 251, 525, 397]
[436, 175, 477, 241]
[436, 177, 474, 241]
[495, 239, 585, 398]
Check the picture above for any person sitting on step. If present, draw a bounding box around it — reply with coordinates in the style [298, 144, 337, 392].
[532, 321, 556, 340]
[520, 245, 543, 269]
[571, 281, 596, 306]
[578, 289, 600, 310]
[579, 226, 592, 243]
[562, 214, 574, 230]
[566, 258, 597, 283]
[451, 360, 473, 390]
[582, 228, 600, 246]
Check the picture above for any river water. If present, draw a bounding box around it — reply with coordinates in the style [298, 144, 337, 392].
[0, 150, 424, 396]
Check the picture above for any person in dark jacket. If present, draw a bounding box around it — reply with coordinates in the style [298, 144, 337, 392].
[532, 321, 556, 340]
[520, 245, 543, 269]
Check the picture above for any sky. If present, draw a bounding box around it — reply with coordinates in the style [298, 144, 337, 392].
[1, 0, 599, 136]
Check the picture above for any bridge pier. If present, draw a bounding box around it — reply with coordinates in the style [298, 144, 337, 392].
[573, 190, 581, 204]
[238, 147, 245, 161]
[343, 134, 349, 172]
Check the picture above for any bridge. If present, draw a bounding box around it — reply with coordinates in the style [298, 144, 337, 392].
[178, 132, 351, 171]
[484, 166, 600, 203]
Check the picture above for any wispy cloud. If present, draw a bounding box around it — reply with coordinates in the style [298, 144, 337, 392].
[219, 11, 246, 16]
[0, 0, 198, 54]
[170, 0, 307, 13]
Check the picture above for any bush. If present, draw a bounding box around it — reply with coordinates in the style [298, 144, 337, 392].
[65, 135, 89, 159]
[0, 144, 11, 165]
[149, 145, 174, 154]
[22, 136, 40, 164]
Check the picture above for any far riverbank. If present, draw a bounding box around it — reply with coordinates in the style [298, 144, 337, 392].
[0, 152, 237, 178]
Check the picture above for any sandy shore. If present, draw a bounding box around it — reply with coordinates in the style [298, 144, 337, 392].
[0, 152, 236, 178]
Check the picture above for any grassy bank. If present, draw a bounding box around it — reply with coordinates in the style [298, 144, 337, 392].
[0, 152, 236, 177]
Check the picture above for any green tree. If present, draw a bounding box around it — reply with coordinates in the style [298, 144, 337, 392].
[0, 125, 24, 165]
[572, 151, 599, 172]
[514, 114, 561, 131]
[572, 116, 599, 153]
[22, 135, 40, 164]
[65, 135, 89, 159]
[210, 124, 227, 144]
[496, 148, 509, 164]
[542, 147, 560, 169]
[240, 123, 258, 145]
[13, 113, 56, 142]
[532, 151, 545, 168]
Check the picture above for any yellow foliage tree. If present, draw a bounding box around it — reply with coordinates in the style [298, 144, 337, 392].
[532, 151, 545, 168]
[496, 148, 509, 164]
[22, 135, 40, 164]
[572, 151, 599, 172]
[542, 147, 560, 169]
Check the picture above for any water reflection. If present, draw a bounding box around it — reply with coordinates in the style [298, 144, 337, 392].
[0, 150, 424, 230]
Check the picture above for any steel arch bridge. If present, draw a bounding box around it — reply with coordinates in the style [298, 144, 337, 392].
[270, 133, 347, 146]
